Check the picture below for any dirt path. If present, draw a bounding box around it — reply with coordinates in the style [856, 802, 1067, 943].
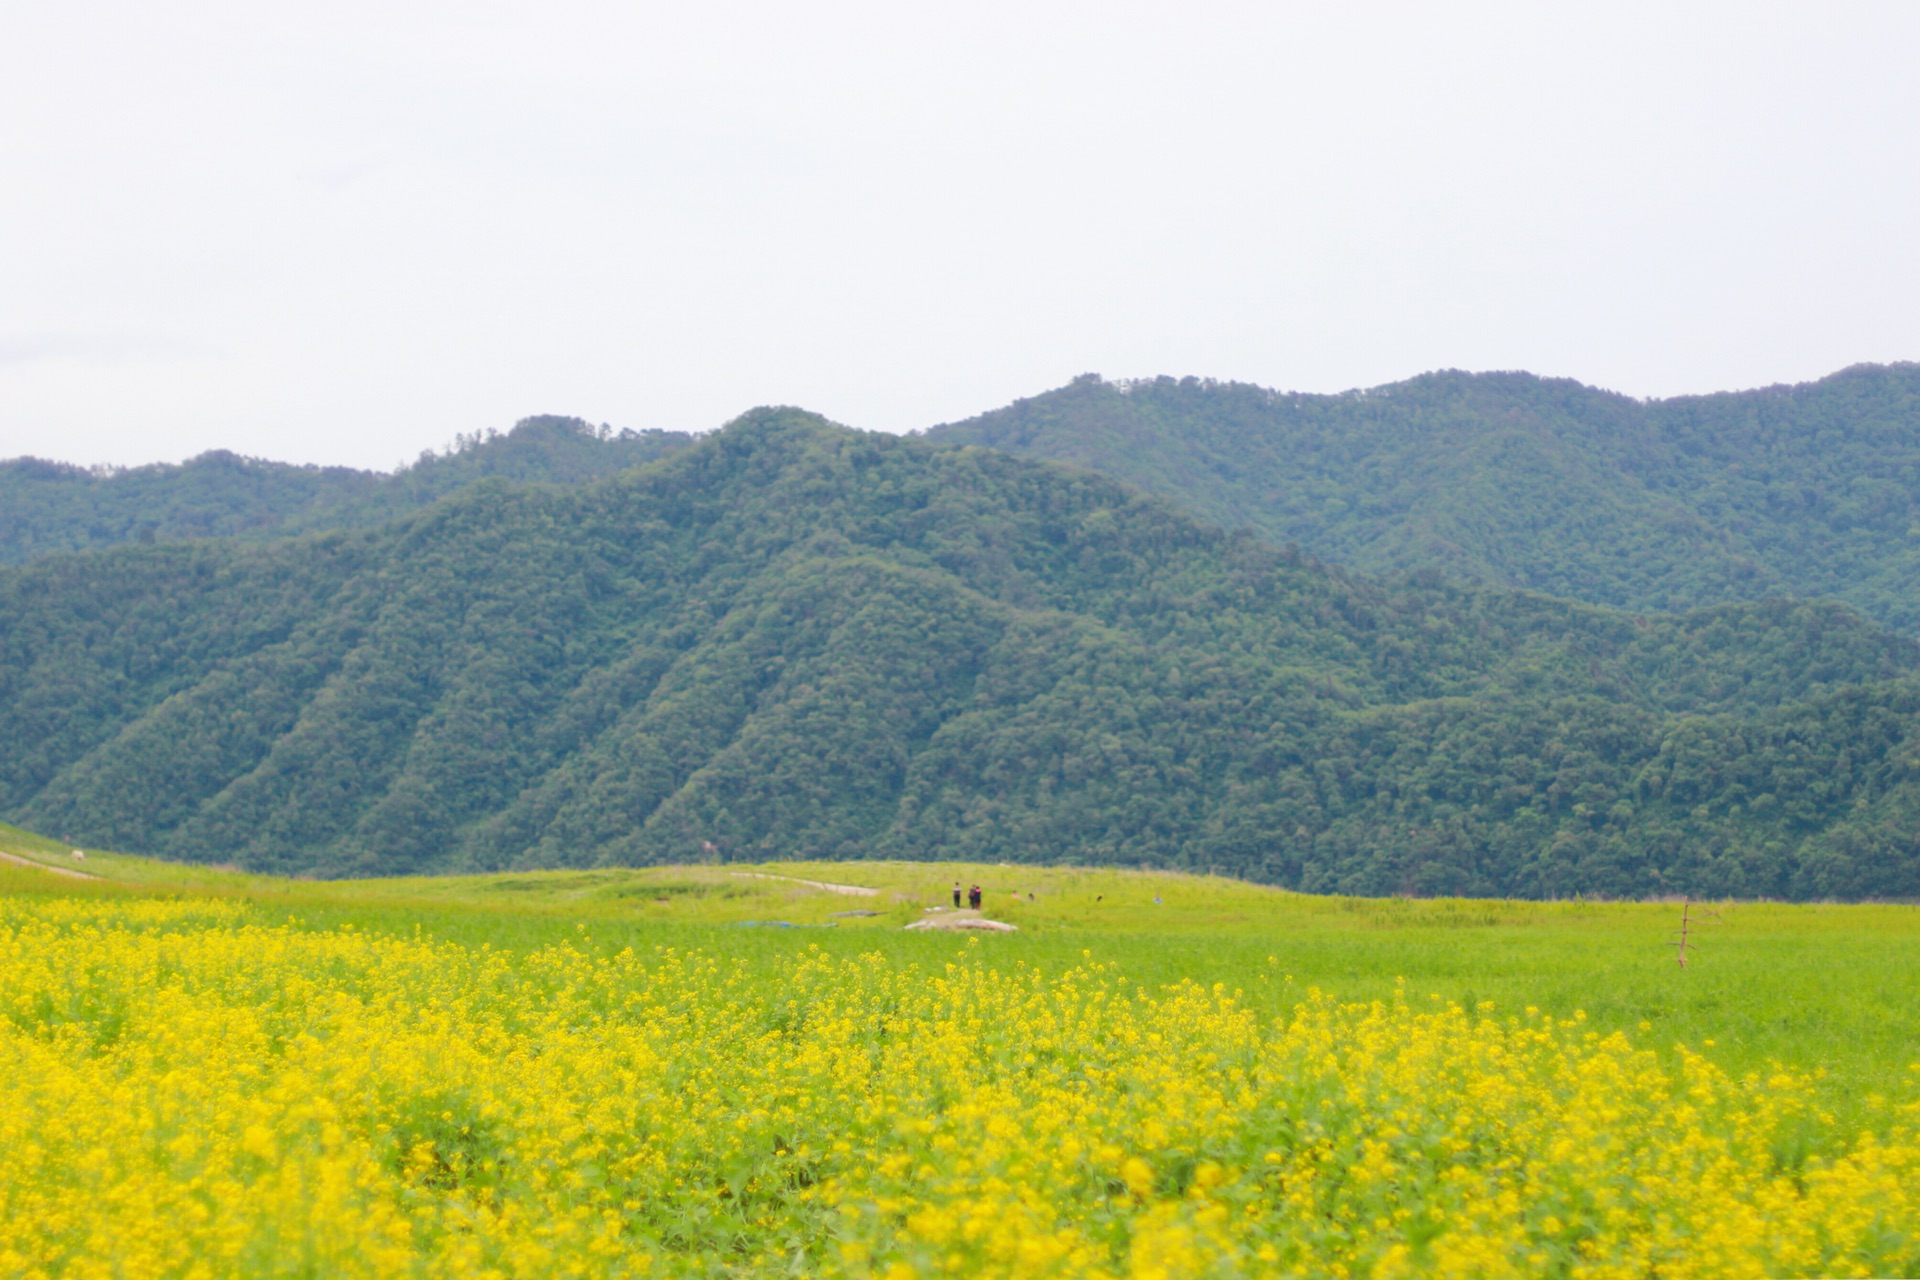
[730, 872, 879, 897]
[0, 849, 101, 880]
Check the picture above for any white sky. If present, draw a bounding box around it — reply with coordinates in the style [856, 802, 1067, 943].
[3, 1, 1918, 469]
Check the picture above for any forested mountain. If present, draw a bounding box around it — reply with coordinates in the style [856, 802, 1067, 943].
[3, 411, 1917, 898]
[19, 365, 1919, 628]
[0, 415, 694, 562]
[927, 364, 1920, 630]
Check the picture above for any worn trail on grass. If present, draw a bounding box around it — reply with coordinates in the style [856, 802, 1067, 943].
[0, 849, 97, 880]
[728, 871, 879, 896]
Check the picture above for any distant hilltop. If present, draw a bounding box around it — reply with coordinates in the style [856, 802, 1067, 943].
[0, 415, 695, 562]
[11, 363, 1918, 632]
[927, 362, 1920, 632]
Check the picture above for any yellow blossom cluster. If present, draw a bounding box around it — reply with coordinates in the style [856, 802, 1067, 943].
[1, 895, 1915, 1278]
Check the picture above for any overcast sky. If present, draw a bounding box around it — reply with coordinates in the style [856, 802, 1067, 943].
[3, 2, 1917, 469]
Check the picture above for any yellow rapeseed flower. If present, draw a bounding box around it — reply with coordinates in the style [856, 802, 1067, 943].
[0, 895, 1915, 1277]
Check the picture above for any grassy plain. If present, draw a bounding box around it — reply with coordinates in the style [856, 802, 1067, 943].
[3, 822, 1915, 1126]
[4, 823, 1919, 1276]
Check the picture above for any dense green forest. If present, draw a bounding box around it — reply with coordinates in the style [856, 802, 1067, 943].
[928, 364, 1920, 630]
[0, 415, 694, 562]
[3, 411, 1917, 898]
[18, 365, 1920, 632]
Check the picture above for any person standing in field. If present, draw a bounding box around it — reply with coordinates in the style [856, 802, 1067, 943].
[968, 884, 982, 909]
[952, 881, 962, 907]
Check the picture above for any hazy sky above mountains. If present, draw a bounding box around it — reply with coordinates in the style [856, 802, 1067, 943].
[4, 2, 1918, 469]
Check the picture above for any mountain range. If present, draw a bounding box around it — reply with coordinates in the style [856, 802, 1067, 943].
[12, 365, 1919, 632]
[0, 416, 691, 562]
[4, 407, 1918, 898]
[927, 363, 1920, 631]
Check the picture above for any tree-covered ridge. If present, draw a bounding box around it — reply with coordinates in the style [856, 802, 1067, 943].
[0, 415, 695, 563]
[2, 410, 1917, 898]
[926, 364, 1920, 630]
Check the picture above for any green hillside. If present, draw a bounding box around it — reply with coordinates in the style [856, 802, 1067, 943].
[0, 414, 694, 562]
[927, 364, 1920, 629]
[4, 410, 1918, 897]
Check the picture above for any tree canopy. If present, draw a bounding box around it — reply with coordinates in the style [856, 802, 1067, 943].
[4, 410, 1916, 897]
[0, 415, 695, 563]
[928, 364, 1920, 630]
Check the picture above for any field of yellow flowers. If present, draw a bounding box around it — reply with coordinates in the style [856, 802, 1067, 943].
[4, 885, 1918, 1279]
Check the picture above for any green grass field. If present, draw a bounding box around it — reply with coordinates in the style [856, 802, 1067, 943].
[4, 820, 1914, 1133]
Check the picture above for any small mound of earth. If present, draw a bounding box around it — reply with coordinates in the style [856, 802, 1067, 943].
[905, 916, 1017, 932]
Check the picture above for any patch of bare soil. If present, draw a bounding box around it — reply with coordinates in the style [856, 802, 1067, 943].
[905, 908, 1017, 932]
